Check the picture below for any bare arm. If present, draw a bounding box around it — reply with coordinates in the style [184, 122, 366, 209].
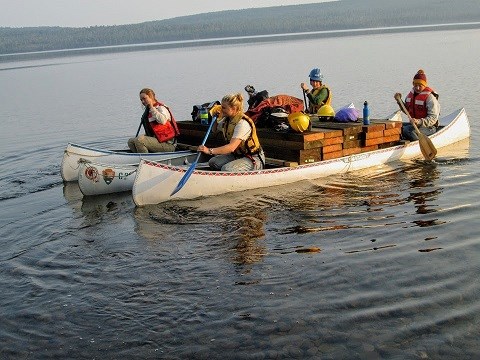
[199, 138, 241, 155]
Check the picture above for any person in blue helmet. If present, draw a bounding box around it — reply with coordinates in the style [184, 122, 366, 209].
[300, 68, 333, 114]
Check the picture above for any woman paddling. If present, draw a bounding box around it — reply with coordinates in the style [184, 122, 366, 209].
[198, 93, 265, 171]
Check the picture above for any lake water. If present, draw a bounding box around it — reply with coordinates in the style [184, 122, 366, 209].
[1, 28, 479, 359]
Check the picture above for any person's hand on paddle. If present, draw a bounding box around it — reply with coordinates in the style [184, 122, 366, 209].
[301, 82, 309, 92]
[410, 118, 421, 126]
[197, 145, 209, 154]
[394, 92, 408, 115]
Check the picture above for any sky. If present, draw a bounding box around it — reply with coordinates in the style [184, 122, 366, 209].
[0, 0, 335, 28]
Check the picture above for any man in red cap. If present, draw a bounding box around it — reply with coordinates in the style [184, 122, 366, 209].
[395, 69, 440, 141]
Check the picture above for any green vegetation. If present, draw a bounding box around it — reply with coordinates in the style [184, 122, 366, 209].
[1, 0, 479, 55]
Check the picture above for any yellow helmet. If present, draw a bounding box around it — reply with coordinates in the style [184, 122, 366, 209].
[288, 112, 310, 133]
[317, 104, 335, 118]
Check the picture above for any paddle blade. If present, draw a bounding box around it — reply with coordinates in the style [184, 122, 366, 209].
[412, 120, 437, 161]
[418, 133, 437, 161]
[170, 153, 201, 196]
[170, 115, 217, 197]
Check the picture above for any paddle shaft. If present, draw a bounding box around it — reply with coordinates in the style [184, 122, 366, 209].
[394, 93, 437, 160]
[136, 107, 152, 137]
[135, 119, 142, 137]
[170, 116, 217, 196]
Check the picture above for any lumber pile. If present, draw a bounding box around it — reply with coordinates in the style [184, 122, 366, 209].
[176, 118, 403, 165]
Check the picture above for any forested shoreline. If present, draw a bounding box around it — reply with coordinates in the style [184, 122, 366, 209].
[1, 0, 479, 56]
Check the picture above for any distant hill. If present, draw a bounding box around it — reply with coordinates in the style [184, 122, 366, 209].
[1, 0, 479, 56]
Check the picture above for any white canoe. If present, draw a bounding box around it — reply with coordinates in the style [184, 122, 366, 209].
[77, 160, 138, 196]
[132, 108, 470, 206]
[60, 143, 192, 182]
[77, 152, 206, 196]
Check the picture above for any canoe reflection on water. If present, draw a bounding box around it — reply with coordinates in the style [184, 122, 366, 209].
[63, 181, 134, 225]
[133, 201, 269, 266]
[405, 137, 471, 217]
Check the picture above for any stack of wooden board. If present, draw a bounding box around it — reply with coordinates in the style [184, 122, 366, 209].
[176, 118, 402, 165]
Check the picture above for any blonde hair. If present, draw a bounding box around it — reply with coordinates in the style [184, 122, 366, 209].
[221, 93, 244, 113]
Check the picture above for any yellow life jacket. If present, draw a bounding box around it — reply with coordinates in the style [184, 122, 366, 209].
[222, 113, 261, 155]
[309, 85, 332, 113]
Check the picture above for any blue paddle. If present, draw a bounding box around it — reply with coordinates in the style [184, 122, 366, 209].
[170, 116, 217, 196]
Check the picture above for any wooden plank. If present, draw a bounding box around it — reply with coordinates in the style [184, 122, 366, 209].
[256, 128, 326, 142]
[382, 135, 402, 144]
[313, 122, 364, 136]
[265, 157, 298, 167]
[384, 128, 402, 136]
[372, 120, 402, 129]
[323, 150, 344, 160]
[344, 133, 362, 141]
[260, 137, 324, 151]
[322, 144, 343, 154]
[364, 137, 388, 147]
[298, 148, 322, 163]
[363, 123, 385, 132]
[323, 136, 344, 146]
[317, 128, 344, 139]
[343, 139, 362, 149]
[265, 147, 322, 164]
[364, 130, 385, 139]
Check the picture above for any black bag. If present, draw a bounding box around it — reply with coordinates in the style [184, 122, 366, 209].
[247, 90, 269, 110]
[256, 106, 289, 128]
[191, 100, 220, 122]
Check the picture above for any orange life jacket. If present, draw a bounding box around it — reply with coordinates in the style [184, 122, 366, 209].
[148, 102, 180, 142]
[405, 87, 436, 119]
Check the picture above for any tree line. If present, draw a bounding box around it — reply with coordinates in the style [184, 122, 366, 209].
[1, 0, 479, 55]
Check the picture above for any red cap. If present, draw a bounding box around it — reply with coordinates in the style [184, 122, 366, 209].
[413, 69, 427, 87]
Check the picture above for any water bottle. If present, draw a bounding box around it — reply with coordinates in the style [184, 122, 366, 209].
[363, 101, 370, 125]
[199, 108, 209, 125]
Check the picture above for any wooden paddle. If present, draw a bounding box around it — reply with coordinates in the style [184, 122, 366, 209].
[394, 93, 437, 160]
[170, 115, 217, 196]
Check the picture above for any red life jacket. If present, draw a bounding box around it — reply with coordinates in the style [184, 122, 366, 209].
[405, 87, 435, 119]
[148, 102, 180, 142]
